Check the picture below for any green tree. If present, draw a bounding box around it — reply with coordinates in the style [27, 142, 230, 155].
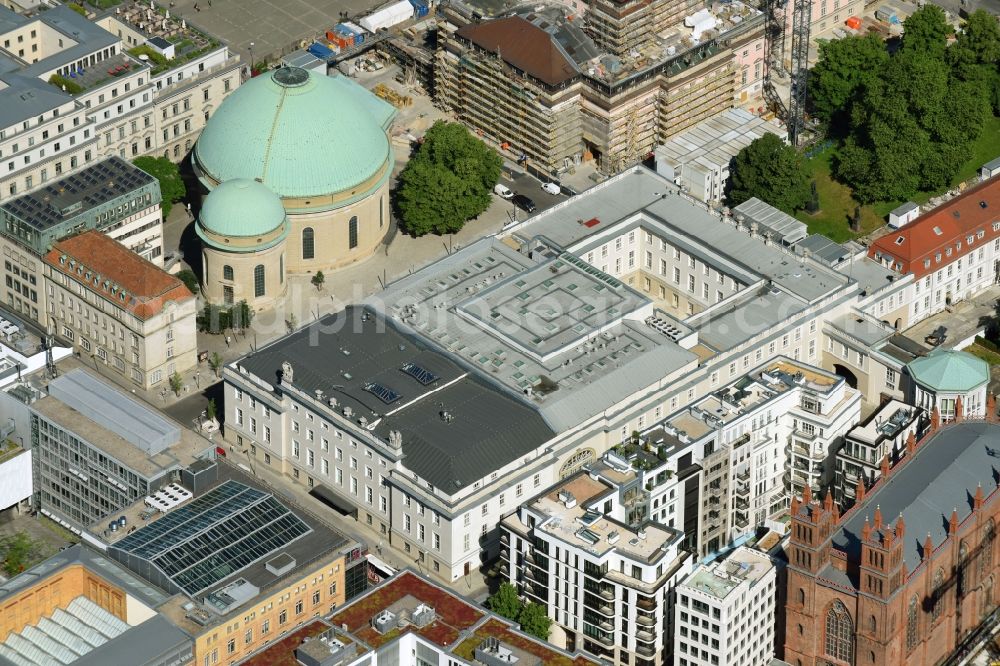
[133, 156, 186, 217]
[809, 34, 888, 130]
[901, 5, 951, 58]
[949, 10, 1000, 112]
[518, 602, 552, 641]
[487, 582, 524, 620]
[0, 532, 35, 576]
[311, 271, 325, 291]
[200, 301, 254, 333]
[206, 398, 217, 423]
[836, 48, 987, 202]
[169, 371, 184, 396]
[397, 121, 502, 236]
[176, 269, 200, 295]
[209, 351, 223, 378]
[726, 133, 811, 212]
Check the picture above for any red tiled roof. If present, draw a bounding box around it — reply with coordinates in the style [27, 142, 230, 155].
[869, 177, 1000, 279]
[456, 17, 579, 87]
[44, 231, 193, 320]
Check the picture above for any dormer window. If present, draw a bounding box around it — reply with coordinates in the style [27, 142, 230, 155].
[894, 236, 904, 245]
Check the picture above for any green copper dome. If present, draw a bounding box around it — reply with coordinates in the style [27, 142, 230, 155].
[193, 67, 395, 200]
[907, 348, 989, 393]
[196, 179, 288, 252]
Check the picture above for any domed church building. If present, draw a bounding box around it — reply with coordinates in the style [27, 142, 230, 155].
[192, 66, 396, 307]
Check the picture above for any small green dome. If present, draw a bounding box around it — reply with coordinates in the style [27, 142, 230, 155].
[196, 179, 288, 252]
[908, 349, 989, 393]
[193, 67, 395, 201]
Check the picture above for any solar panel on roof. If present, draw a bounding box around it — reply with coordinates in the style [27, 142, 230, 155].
[364, 382, 401, 404]
[401, 362, 438, 385]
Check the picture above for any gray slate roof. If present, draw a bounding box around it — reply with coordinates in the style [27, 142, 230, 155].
[70, 615, 192, 666]
[238, 306, 556, 491]
[0, 75, 71, 131]
[831, 422, 1000, 577]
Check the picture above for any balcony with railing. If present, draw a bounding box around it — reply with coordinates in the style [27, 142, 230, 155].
[636, 628, 657, 643]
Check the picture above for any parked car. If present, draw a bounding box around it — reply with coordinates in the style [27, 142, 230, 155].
[493, 183, 514, 199]
[541, 181, 561, 195]
[512, 194, 537, 214]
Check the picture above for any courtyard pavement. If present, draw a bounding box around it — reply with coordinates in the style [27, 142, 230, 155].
[160, 0, 387, 65]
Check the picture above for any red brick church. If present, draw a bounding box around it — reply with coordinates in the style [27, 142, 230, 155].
[782, 401, 1000, 666]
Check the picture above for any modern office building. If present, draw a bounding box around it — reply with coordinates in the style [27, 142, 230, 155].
[108, 465, 358, 666]
[42, 230, 197, 388]
[646, 357, 860, 555]
[192, 67, 396, 286]
[834, 399, 925, 507]
[0, 459, 360, 666]
[436, 2, 766, 174]
[223, 165, 890, 585]
[27, 368, 213, 531]
[0, 156, 162, 325]
[674, 547, 777, 666]
[0, 3, 240, 202]
[240, 569, 602, 666]
[501, 459, 693, 666]
[783, 420, 1000, 666]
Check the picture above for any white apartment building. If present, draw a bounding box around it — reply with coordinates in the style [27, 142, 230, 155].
[0, 4, 239, 202]
[646, 356, 859, 555]
[42, 230, 197, 389]
[674, 547, 776, 666]
[834, 399, 924, 506]
[501, 454, 694, 666]
[221, 166, 883, 585]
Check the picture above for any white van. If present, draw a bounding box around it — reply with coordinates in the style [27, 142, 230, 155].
[493, 183, 514, 199]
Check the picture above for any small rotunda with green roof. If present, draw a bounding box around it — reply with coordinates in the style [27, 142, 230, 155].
[192, 66, 396, 306]
[196, 179, 289, 309]
[906, 348, 990, 422]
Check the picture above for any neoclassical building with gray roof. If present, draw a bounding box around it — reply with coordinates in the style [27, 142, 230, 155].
[220, 165, 897, 586]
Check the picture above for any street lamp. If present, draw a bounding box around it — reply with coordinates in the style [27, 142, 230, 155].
[248, 42, 254, 77]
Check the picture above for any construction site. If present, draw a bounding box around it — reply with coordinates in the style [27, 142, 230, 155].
[434, 0, 766, 176]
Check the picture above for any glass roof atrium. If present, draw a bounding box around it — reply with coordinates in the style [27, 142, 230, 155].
[110, 480, 311, 597]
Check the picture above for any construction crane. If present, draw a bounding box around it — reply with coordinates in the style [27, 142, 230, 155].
[762, 0, 788, 118]
[762, 0, 811, 145]
[787, 0, 812, 145]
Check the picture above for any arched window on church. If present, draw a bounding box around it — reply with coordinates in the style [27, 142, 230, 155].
[932, 569, 945, 621]
[302, 227, 314, 260]
[824, 600, 854, 664]
[868, 615, 876, 634]
[981, 520, 995, 580]
[907, 595, 920, 651]
[223, 265, 234, 281]
[959, 541, 970, 596]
